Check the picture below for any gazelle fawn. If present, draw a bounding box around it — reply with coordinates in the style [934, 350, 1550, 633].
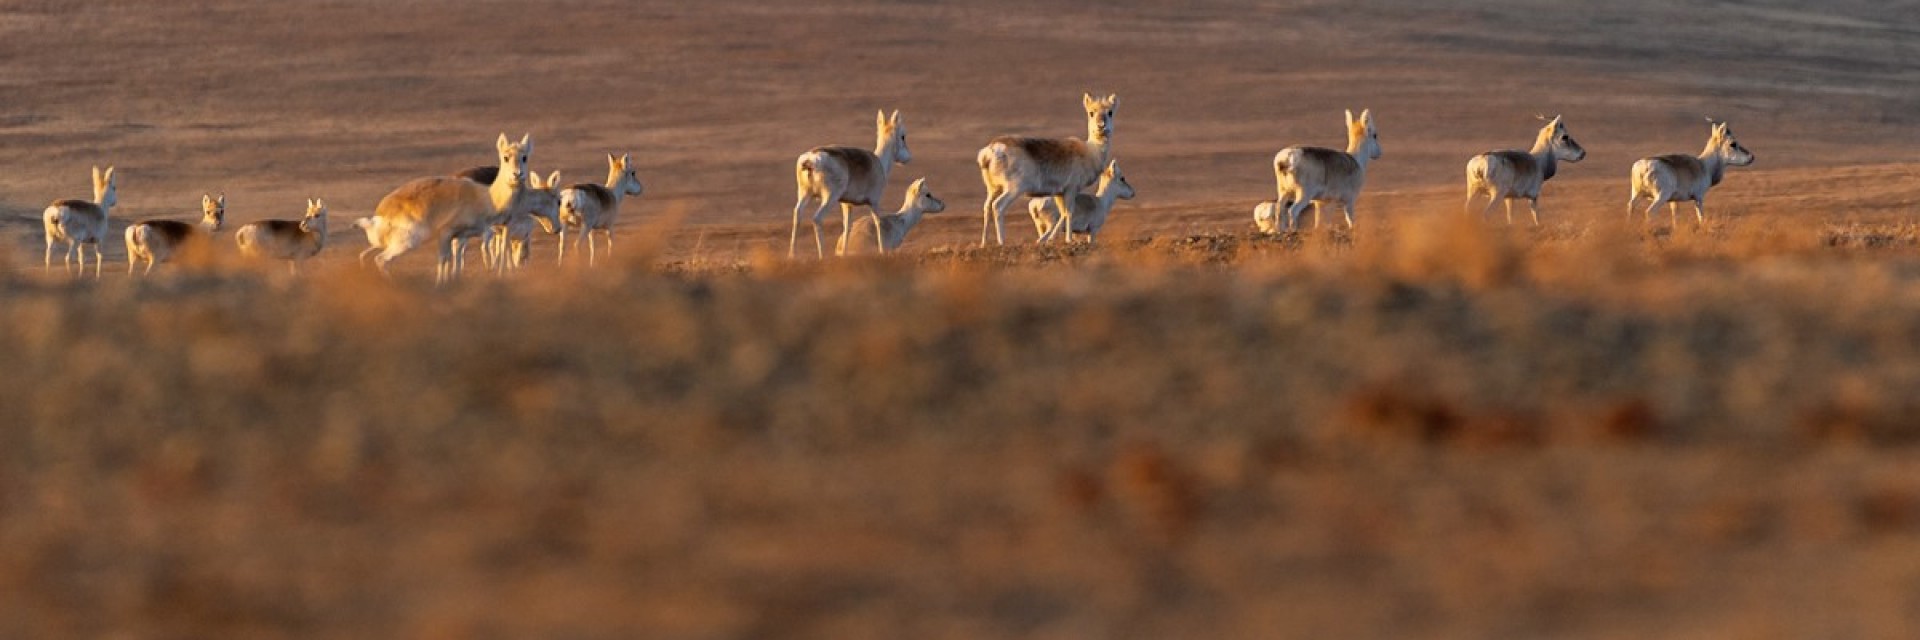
[1465, 115, 1587, 226]
[236, 198, 329, 274]
[1027, 160, 1134, 244]
[370, 133, 532, 282]
[558, 154, 644, 267]
[836, 178, 945, 256]
[43, 166, 118, 278]
[488, 170, 562, 271]
[1253, 201, 1281, 234]
[1627, 118, 1755, 226]
[1273, 109, 1381, 231]
[791, 110, 911, 258]
[979, 93, 1116, 246]
[126, 193, 225, 275]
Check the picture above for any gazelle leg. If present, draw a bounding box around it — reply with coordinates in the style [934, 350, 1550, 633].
[1693, 199, 1707, 226]
[1504, 199, 1515, 226]
[1527, 197, 1542, 227]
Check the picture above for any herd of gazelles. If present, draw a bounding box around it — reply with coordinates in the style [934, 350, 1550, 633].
[40, 93, 1756, 280]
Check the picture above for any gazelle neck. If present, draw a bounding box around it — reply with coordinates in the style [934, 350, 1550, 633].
[1699, 141, 1728, 187]
[490, 169, 526, 212]
[1531, 131, 1559, 182]
[1346, 135, 1372, 172]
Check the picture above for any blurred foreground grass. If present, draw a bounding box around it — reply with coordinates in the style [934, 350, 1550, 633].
[5, 216, 1920, 638]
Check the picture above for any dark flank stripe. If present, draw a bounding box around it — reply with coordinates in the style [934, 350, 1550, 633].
[456, 166, 498, 184]
[815, 146, 876, 179]
[568, 183, 616, 211]
[139, 220, 197, 244]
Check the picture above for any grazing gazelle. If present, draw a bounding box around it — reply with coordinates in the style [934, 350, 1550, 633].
[126, 193, 226, 275]
[836, 178, 945, 256]
[979, 93, 1117, 246]
[1465, 115, 1587, 226]
[43, 165, 118, 278]
[1273, 109, 1382, 231]
[236, 198, 329, 274]
[486, 170, 562, 271]
[1253, 201, 1281, 234]
[1627, 118, 1755, 226]
[1027, 160, 1134, 244]
[369, 133, 533, 282]
[558, 154, 644, 267]
[791, 110, 911, 258]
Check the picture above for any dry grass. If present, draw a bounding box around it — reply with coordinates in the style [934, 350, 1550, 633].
[7, 212, 1920, 638]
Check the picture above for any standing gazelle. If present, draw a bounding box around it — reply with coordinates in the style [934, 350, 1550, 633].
[1273, 109, 1381, 231]
[1627, 119, 1755, 226]
[487, 170, 562, 272]
[126, 193, 226, 275]
[791, 110, 911, 258]
[979, 93, 1117, 246]
[236, 198, 329, 274]
[43, 166, 118, 278]
[558, 154, 644, 267]
[1465, 115, 1586, 226]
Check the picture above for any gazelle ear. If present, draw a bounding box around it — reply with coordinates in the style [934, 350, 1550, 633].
[1104, 160, 1118, 174]
[621, 153, 632, 167]
[607, 153, 619, 168]
[203, 193, 213, 207]
[889, 109, 901, 125]
[877, 110, 887, 128]
[519, 133, 532, 152]
[217, 193, 226, 206]
[1084, 93, 1097, 109]
[547, 170, 561, 187]
[497, 133, 511, 151]
[1345, 110, 1355, 127]
[1106, 94, 1117, 107]
[909, 177, 927, 192]
[103, 166, 114, 182]
[1360, 109, 1373, 125]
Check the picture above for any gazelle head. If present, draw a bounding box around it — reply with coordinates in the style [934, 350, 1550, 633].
[1098, 161, 1136, 201]
[1707, 119, 1754, 166]
[1084, 93, 1118, 139]
[607, 154, 645, 198]
[1346, 109, 1381, 160]
[904, 177, 945, 215]
[1538, 115, 1586, 162]
[496, 133, 532, 185]
[528, 170, 563, 234]
[91, 166, 117, 209]
[876, 110, 910, 165]
[200, 193, 226, 232]
[300, 198, 328, 233]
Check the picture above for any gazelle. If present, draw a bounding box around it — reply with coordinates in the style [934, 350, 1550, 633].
[1627, 118, 1755, 226]
[558, 153, 644, 267]
[236, 198, 329, 275]
[126, 193, 225, 275]
[1465, 116, 1586, 226]
[1253, 201, 1281, 234]
[791, 110, 911, 258]
[486, 170, 562, 272]
[43, 166, 117, 278]
[836, 178, 945, 256]
[1273, 109, 1381, 231]
[979, 93, 1116, 246]
[1027, 160, 1134, 244]
[369, 133, 533, 282]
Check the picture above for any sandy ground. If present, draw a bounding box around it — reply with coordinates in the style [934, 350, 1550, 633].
[0, 0, 1915, 269]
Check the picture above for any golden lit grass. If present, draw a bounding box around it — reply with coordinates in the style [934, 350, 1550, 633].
[6, 213, 1920, 638]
